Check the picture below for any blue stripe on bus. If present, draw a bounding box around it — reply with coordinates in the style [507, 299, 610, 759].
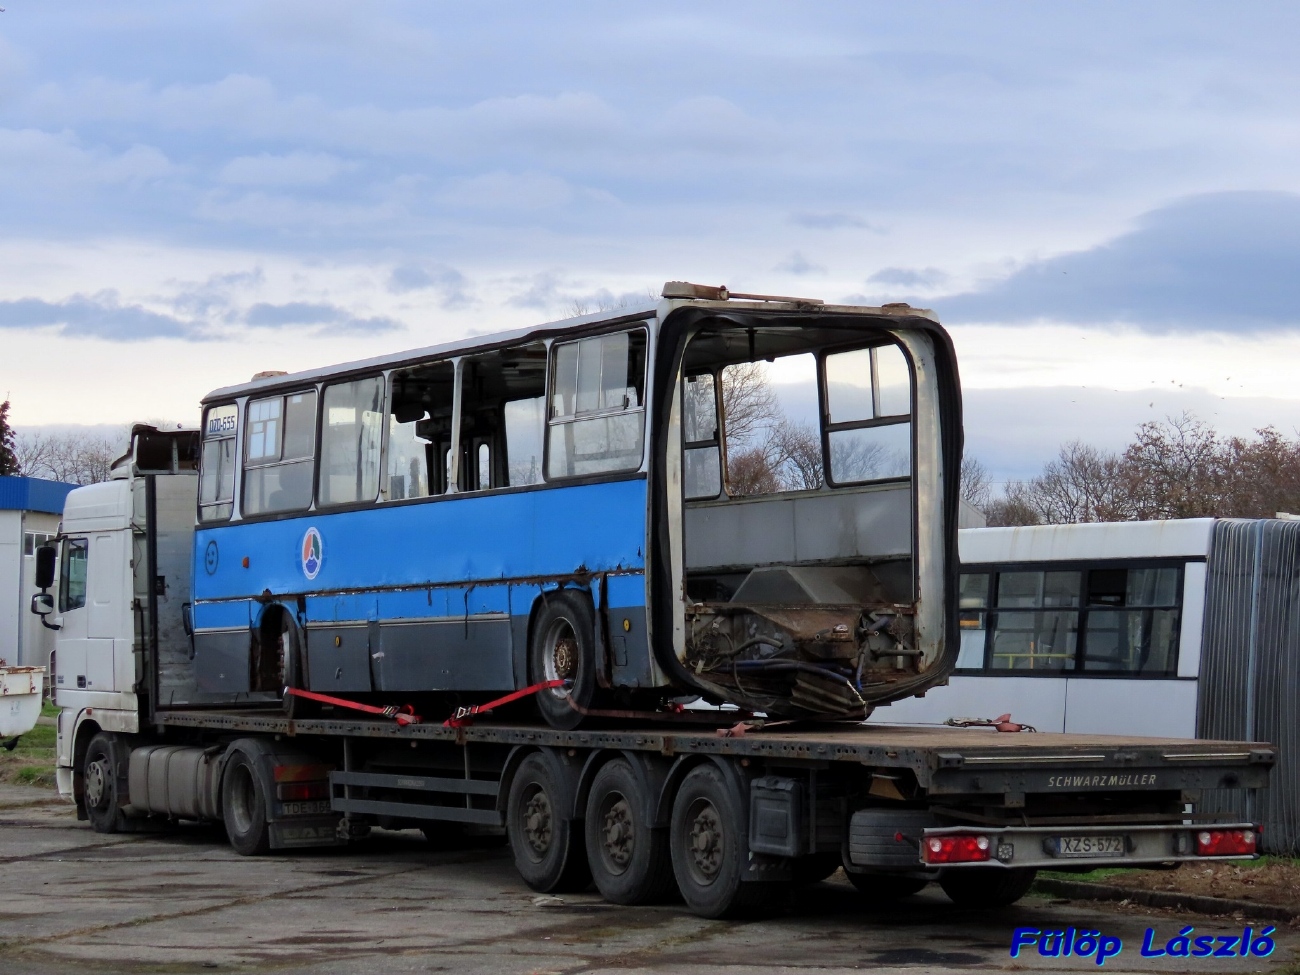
[192, 478, 648, 606]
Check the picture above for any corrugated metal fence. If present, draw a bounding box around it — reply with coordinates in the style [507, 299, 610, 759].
[1198, 519, 1300, 854]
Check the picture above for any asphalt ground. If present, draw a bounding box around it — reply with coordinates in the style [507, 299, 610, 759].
[0, 783, 1293, 975]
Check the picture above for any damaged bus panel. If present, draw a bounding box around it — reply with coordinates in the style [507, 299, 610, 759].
[173, 283, 960, 727]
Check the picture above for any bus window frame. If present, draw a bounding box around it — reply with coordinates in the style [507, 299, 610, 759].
[819, 338, 916, 490]
[198, 401, 240, 524]
[542, 323, 650, 483]
[241, 388, 319, 518]
[957, 557, 1193, 679]
[315, 373, 387, 510]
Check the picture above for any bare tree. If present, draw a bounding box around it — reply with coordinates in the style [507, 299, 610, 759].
[984, 481, 1043, 527]
[960, 456, 993, 511]
[1026, 440, 1133, 524]
[718, 362, 780, 449]
[1120, 413, 1221, 520]
[17, 429, 126, 485]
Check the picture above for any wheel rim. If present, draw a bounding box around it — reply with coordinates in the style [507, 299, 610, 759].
[542, 618, 578, 699]
[84, 754, 109, 810]
[521, 784, 553, 862]
[685, 797, 724, 886]
[598, 792, 634, 875]
[228, 763, 256, 835]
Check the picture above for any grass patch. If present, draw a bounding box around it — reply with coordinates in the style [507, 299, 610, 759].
[0, 700, 58, 788]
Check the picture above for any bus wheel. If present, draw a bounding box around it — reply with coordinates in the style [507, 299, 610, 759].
[845, 869, 929, 900]
[938, 867, 1036, 907]
[584, 758, 674, 904]
[222, 750, 272, 856]
[83, 732, 130, 833]
[669, 763, 789, 919]
[530, 592, 597, 730]
[506, 752, 590, 892]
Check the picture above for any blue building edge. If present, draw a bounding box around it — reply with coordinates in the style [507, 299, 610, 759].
[0, 475, 77, 516]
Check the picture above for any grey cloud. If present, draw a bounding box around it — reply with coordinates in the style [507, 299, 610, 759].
[775, 251, 824, 276]
[244, 301, 403, 334]
[0, 292, 196, 341]
[939, 192, 1300, 331]
[788, 212, 876, 230]
[387, 263, 473, 308]
[868, 266, 949, 288]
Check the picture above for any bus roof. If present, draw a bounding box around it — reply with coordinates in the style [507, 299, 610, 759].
[959, 519, 1219, 564]
[200, 290, 938, 405]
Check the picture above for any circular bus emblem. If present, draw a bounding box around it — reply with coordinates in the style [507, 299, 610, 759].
[204, 540, 219, 575]
[301, 528, 323, 581]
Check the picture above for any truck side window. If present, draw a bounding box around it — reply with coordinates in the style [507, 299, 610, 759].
[243, 390, 317, 516]
[319, 377, 384, 506]
[59, 538, 88, 612]
[199, 403, 238, 522]
[546, 328, 647, 479]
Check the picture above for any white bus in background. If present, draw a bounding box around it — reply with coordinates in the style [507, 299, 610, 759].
[875, 518, 1299, 740]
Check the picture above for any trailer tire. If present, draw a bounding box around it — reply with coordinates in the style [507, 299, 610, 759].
[530, 592, 598, 731]
[584, 758, 675, 904]
[83, 732, 130, 833]
[222, 750, 272, 856]
[507, 753, 590, 892]
[845, 870, 929, 900]
[669, 763, 788, 919]
[938, 867, 1036, 907]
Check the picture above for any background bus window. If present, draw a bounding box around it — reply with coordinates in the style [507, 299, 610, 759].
[825, 343, 912, 485]
[59, 538, 88, 612]
[547, 329, 646, 479]
[1081, 566, 1181, 674]
[956, 572, 989, 668]
[242, 390, 316, 516]
[320, 377, 384, 506]
[683, 372, 721, 499]
[199, 403, 238, 522]
[990, 570, 1080, 670]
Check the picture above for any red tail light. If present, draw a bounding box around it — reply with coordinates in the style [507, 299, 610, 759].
[1196, 829, 1256, 856]
[276, 781, 328, 801]
[923, 833, 992, 864]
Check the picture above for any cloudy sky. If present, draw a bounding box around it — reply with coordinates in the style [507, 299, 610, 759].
[2, 3, 1298, 482]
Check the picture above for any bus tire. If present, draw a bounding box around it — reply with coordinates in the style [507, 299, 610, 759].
[530, 591, 598, 731]
[938, 867, 1036, 907]
[222, 750, 272, 856]
[845, 869, 929, 900]
[83, 732, 130, 833]
[506, 752, 590, 892]
[584, 758, 674, 905]
[669, 763, 788, 919]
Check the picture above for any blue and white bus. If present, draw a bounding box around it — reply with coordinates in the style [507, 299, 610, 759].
[186, 282, 962, 728]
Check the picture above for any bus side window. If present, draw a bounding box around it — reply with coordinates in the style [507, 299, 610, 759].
[320, 377, 385, 506]
[388, 360, 453, 498]
[546, 328, 647, 479]
[59, 538, 89, 612]
[459, 342, 547, 491]
[824, 343, 913, 485]
[243, 390, 316, 516]
[683, 372, 721, 499]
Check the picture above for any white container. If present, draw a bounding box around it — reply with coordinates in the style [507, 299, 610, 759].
[1, 667, 44, 738]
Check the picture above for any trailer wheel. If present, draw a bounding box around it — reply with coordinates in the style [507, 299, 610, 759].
[83, 732, 129, 833]
[530, 592, 598, 730]
[669, 763, 788, 919]
[584, 758, 674, 904]
[222, 750, 272, 856]
[845, 870, 929, 900]
[506, 753, 590, 892]
[938, 867, 1036, 907]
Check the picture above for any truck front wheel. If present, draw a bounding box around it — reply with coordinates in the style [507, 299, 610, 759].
[938, 867, 1036, 907]
[222, 750, 272, 856]
[83, 732, 130, 833]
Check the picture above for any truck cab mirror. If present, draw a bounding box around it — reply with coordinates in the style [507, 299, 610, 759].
[35, 544, 57, 590]
[30, 592, 54, 617]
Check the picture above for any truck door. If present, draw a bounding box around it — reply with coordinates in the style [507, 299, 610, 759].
[55, 538, 90, 693]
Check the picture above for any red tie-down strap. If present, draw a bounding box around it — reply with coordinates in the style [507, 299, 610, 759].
[443, 679, 568, 727]
[284, 687, 423, 726]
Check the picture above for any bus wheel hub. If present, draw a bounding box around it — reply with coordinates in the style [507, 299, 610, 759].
[552, 638, 576, 680]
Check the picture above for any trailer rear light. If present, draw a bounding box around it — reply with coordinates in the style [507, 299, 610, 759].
[1196, 829, 1256, 857]
[276, 781, 328, 801]
[923, 833, 991, 864]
